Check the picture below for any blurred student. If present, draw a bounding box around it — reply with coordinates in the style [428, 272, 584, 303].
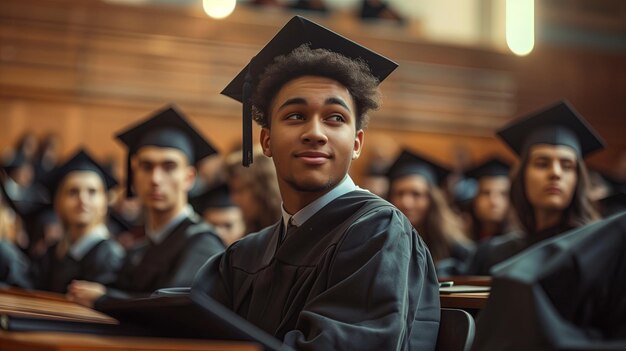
[68, 106, 224, 307]
[386, 149, 474, 276]
[467, 100, 604, 275]
[190, 183, 245, 246]
[224, 148, 281, 235]
[464, 157, 513, 242]
[33, 149, 124, 293]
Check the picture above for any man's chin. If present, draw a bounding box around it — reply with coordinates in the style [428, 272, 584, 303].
[287, 177, 336, 193]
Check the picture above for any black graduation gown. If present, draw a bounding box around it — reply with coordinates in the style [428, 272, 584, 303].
[193, 190, 440, 351]
[465, 225, 571, 276]
[0, 240, 33, 289]
[34, 238, 124, 293]
[436, 241, 476, 277]
[97, 214, 224, 305]
[472, 211, 626, 350]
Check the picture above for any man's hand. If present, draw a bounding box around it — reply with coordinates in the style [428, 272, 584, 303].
[66, 280, 106, 308]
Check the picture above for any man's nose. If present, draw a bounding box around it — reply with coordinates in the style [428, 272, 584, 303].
[301, 119, 328, 145]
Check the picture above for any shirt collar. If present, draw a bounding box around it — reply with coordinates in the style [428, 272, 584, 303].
[146, 205, 193, 245]
[281, 175, 359, 230]
[68, 224, 109, 260]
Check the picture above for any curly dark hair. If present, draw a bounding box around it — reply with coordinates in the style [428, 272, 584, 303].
[251, 44, 381, 130]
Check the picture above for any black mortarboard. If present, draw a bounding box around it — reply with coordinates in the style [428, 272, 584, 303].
[1, 171, 54, 246]
[42, 149, 117, 199]
[1, 171, 49, 216]
[385, 149, 450, 185]
[221, 15, 398, 166]
[472, 212, 626, 350]
[465, 157, 511, 180]
[598, 191, 626, 217]
[190, 183, 236, 214]
[497, 100, 605, 158]
[115, 105, 218, 197]
[2, 150, 31, 172]
[597, 175, 626, 217]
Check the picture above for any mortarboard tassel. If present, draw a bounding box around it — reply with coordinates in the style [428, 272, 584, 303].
[125, 152, 134, 198]
[242, 59, 254, 167]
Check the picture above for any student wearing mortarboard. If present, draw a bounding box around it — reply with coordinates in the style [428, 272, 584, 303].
[472, 211, 626, 350]
[190, 183, 245, 246]
[0, 181, 33, 289]
[30, 149, 124, 293]
[386, 149, 474, 276]
[0, 168, 60, 266]
[464, 156, 514, 242]
[192, 16, 440, 350]
[466, 100, 605, 276]
[67, 106, 225, 307]
[224, 147, 282, 235]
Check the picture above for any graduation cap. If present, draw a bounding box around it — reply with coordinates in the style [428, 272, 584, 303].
[465, 156, 511, 180]
[1, 150, 31, 172]
[190, 183, 236, 215]
[596, 175, 626, 217]
[497, 100, 606, 158]
[1, 171, 54, 246]
[221, 15, 398, 166]
[42, 149, 118, 199]
[385, 149, 450, 185]
[115, 105, 218, 197]
[473, 212, 626, 350]
[1, 171, 48, 216]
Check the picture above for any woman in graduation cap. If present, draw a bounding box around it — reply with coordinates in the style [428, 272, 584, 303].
[467, 100, 605, 275]
[464, 156, 514, 242]
[386, 149, 474, 276]
[32, 149, 124, 293]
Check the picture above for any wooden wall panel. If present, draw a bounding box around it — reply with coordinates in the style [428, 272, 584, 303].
[0, 0, 623, 181]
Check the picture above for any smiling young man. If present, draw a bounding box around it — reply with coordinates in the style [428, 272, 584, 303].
[67, 106, 225, 307]
[192, 16, 440, 350]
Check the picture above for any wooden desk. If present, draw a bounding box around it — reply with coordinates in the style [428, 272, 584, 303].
[440, 292, 489, 310]
[0, 330, 261, 351]
[0, 288, 115, 324]
[439, 276, 492, 287]
[0, 289, 261, 351]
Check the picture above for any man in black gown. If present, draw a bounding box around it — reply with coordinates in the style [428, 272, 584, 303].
[192, 16, 440, 351]
[68, 105, 225, 307]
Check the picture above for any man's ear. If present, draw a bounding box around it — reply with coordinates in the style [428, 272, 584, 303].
[352, 129, 364, 160]
[260, 128, 272, 157]
[184, 165, 197, 192]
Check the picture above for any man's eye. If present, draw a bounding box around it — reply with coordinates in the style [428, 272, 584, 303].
[326, 115, 345, 123]
[163, 163, 178, 172]
[139, 163, 152, 171]
[286, 113, 304, 120]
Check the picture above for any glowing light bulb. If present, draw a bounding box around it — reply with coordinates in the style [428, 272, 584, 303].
[202, 0, 236, 20]
[506, 0, 534, 56]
